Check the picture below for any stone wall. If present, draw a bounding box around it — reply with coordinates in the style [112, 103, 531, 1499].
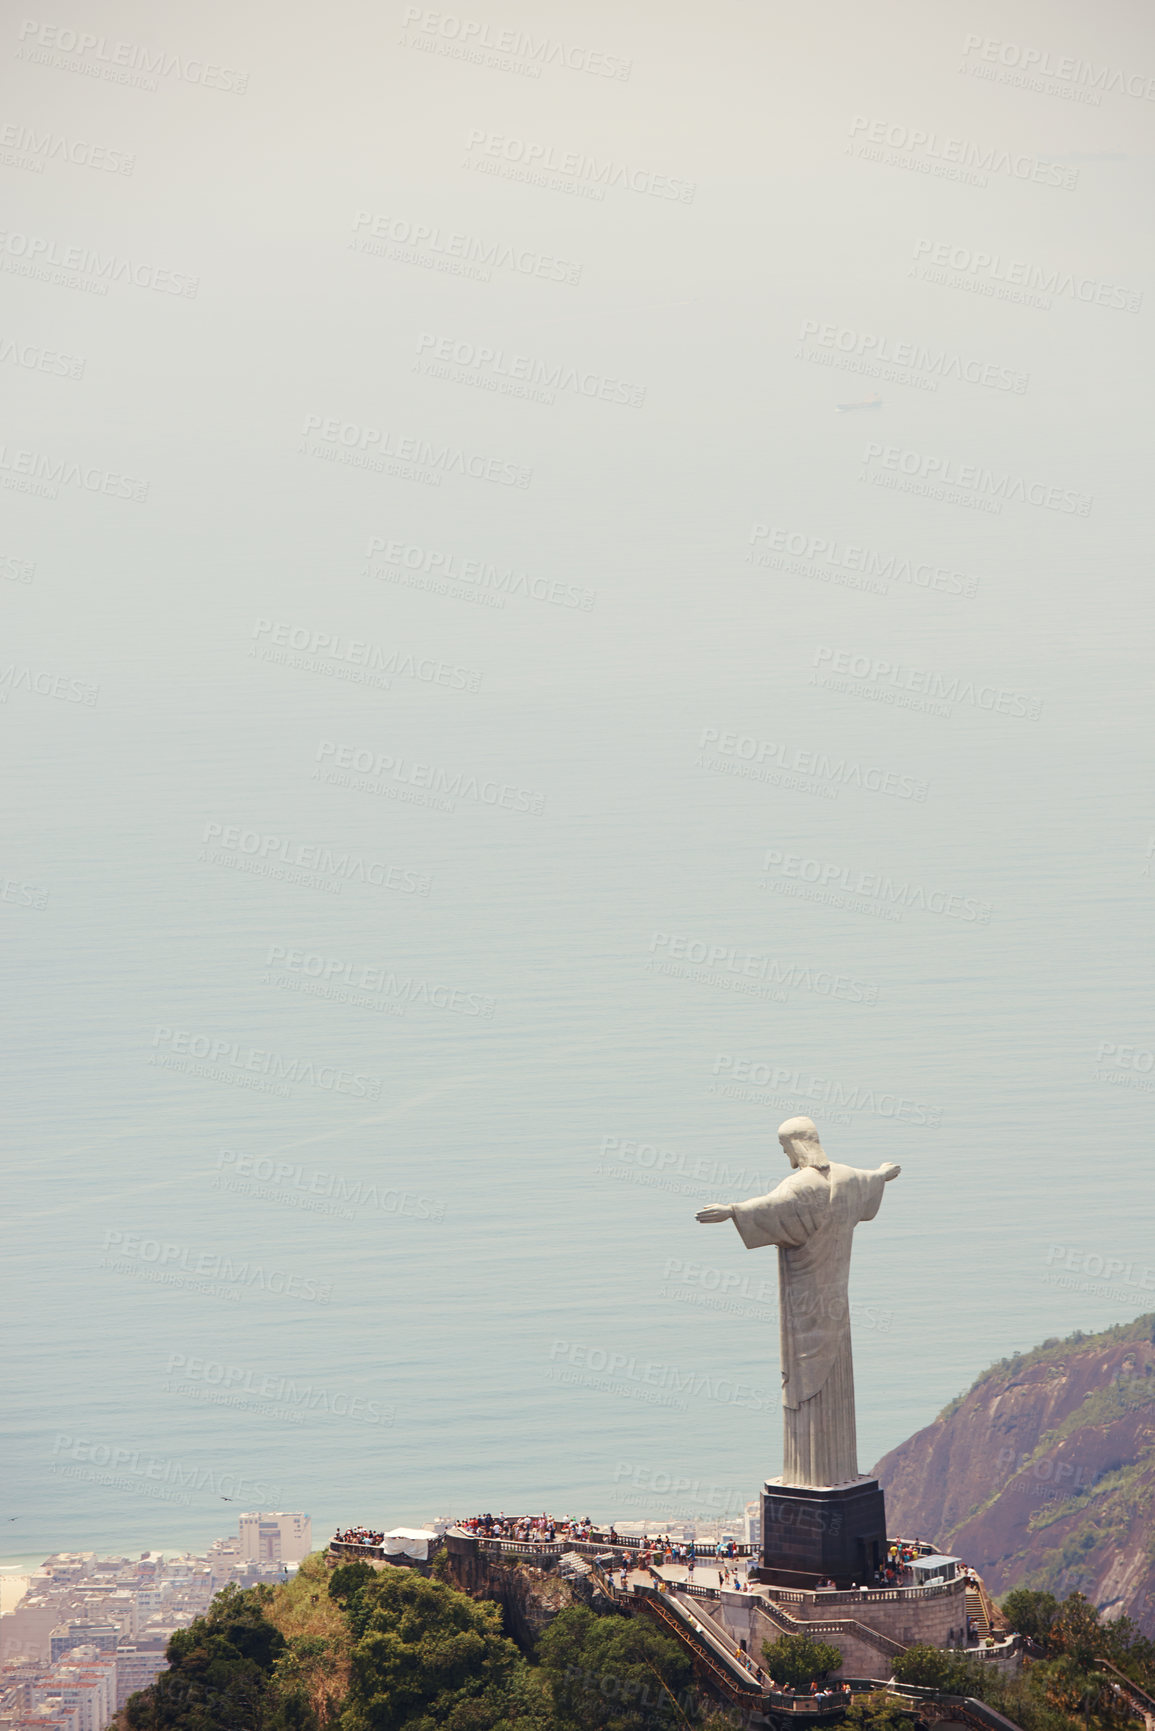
[772, 1580, 969, 1649]
[440, 1541, 610, 1648]
[706, 1581, 971, 1684]
[707, 1594, 890, 1682]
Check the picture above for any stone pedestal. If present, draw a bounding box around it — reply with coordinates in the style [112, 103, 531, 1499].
[754, 1477, 888, 1588]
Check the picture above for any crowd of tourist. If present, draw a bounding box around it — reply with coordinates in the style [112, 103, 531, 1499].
[794, 1681, 854, 1703]
[456, 1513, 581, 1543]
[455, 1514, 755, 1590]
[455, 1515, 746, 1558]
[337, 1515, 950, 1609]
[329, 1514, 920, 1702]
[871, 1537, 932, 1588]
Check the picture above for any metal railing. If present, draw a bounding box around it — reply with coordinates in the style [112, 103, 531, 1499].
[872, 1680, 1026, 1731]
[749, 1592, 906, 1661]
[1094, 1659, 1155, 1723]
[586, 1561, 846, 1715]
[462, 1534, 753, 1569]
[638, 1586, 847, 1714]
[770, 1581, 964, 1607]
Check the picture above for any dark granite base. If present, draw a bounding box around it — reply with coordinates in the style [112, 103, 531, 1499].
[754, 1478, 888, 1589]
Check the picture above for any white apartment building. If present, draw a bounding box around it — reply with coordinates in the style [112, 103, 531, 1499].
[238, 1514, 312, 1565]
[11, 1709, 80, 1731]
[34, 1650, 115, 1731]
[114, 1642, 169, 1711]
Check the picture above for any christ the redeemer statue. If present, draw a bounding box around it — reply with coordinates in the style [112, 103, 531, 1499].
[697, 1116, 900, 1489]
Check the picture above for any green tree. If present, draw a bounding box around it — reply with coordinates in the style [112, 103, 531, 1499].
[337, 1567, 549, 1731]
[890, 1645, 981, 1695]
[537, 1605, 691, 1731]
[1049, 1595, 1107, 1669]
[1002, 1590, 1059, 1644]
[843, 1692, 919, 1731]
[124, 1585, 287, 1731]
[329, 1564, 377, 1604]
[1028, 1655, 1134, 1731]
[1099, 1613, 1155, 1687]
[760, 1633, 843, 1688]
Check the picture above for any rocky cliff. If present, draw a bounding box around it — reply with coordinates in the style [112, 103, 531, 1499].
[441, 1547, 614, 1648]
[873, 1314, 1155, 1632]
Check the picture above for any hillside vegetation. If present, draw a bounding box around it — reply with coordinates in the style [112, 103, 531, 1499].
[117, 1551, 1155, 1731]
[120, 1554, 693, 1731]
[875, 1314, 1155, 1626]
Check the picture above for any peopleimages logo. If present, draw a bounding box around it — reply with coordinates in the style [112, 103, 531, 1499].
[848, 115, 1078, 189]
[548, 1340, 775, 1412]
[1, 874, 49, 909]
[0, 335, 85, 379]
[215, 1149, 446, 1221]
[960, 34, 1155, 102]
[911, 239, 1142, 314]
[414, 331, 646, 407]
[696, 726, 929, 802]
[463, 130, 695, 203]
[400, 8, 631, 79]
[648, 932, 879, 1004]
[710, 1055, 943, 1127]
[251, 618, 483, 693]
[299, 413, 532, 488]
[798, 319, 1028, 393]
[861, 442, 1092, 516]
[199, 821, 432, 896]
[0, 229, 199, 296]
[101, 1231, 334, 1303]
[0, 444, 148, 501]
[0, 123, 134, 174]
[0, 663, 98, 705]
[51, 1436, 277, 1504]
[165, 1354, 394, 1424]
[314, 740, 546, 817]
[613, 1463, 752, 1518]
[761, 849, 992, 925]
[16, 20, 250, 92]
[812, 645, 1042, 719]
[351, 210, 582, 285]
[149, 1025, 383, 1099]
[747, 524, 978, 599]
[265, 944, 497, 1018]
[366, 537, 595, 612]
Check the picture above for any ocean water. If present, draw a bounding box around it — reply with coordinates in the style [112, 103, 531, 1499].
[3, 0, 1155, 1567]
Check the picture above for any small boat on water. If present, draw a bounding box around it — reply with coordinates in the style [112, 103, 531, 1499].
[836, 393, 882, 412]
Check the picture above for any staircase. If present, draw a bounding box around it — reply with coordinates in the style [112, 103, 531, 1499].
[751, 1589, 908, 1663]
[637, 1589, 768, 1708]
[966, 1584, 991, 1641]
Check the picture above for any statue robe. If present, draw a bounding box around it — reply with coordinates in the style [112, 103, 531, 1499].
[730, 1161, 886, 1487]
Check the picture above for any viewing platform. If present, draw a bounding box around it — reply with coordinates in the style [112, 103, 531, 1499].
[328, 1522, 1018, 1692]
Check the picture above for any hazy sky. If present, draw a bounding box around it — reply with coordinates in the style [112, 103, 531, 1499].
[3, 0, 1154, 1560]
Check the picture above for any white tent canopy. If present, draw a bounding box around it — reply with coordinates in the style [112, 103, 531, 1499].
[383, 1528, 437, 1560]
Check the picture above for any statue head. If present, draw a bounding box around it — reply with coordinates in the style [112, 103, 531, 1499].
[777, 1116, 830, 1171]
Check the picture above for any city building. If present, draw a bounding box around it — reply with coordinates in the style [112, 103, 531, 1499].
[48, 1626, 119, 1665]
[9, 1709, 80, 1731]
[114, 1641, 169, 1711]
[34, 1649, 116, 1731]
[238, 1513, 312, 1565]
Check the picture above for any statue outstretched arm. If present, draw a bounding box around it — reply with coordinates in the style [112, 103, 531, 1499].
[696, 1203, 734, 1223]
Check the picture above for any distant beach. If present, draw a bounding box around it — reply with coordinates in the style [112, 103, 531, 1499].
[0, 1571, 33, 1615]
